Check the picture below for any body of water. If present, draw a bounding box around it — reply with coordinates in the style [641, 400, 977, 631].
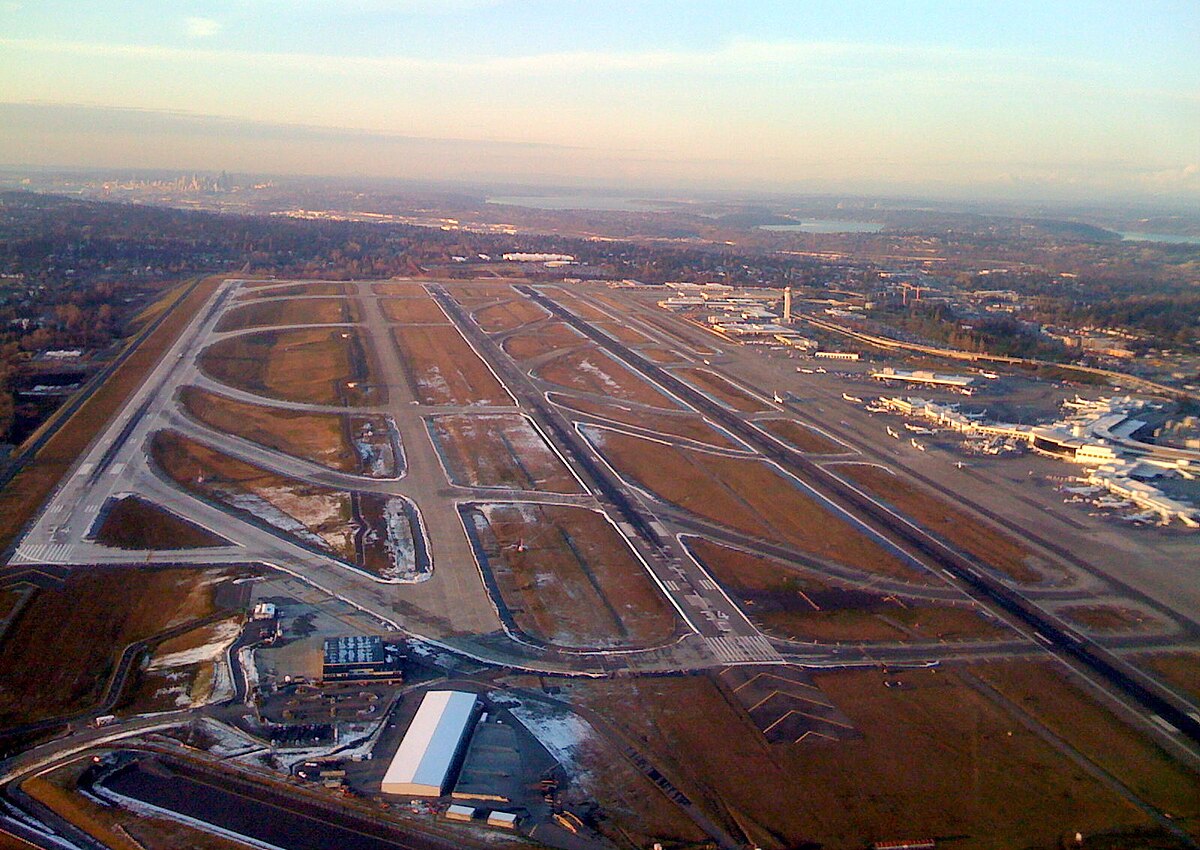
[487, 194, 671, 212]
[759, 220, 884, 234]
[1119, 231, 1200, 245]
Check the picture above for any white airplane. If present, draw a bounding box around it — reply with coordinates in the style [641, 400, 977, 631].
[886, 426, 900, 439]
[797, 367, 815, 374]
[815, 367, 827, 373]
[1121, 511, 1157, 523]
[1062, 485, 1101, 496]
[910, 438, 927, 451]
[842, 393, 863, 403]
[904, 423, 935, 435]
[1095, 497, 1131, 509]
[773, 392, 785, 404]
[979, 370, 999, 379]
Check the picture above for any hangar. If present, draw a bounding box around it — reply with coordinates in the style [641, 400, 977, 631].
[381, 690, 480, 797]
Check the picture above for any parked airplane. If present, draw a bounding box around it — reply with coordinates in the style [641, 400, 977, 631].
[979, 370, 999, 379]
[910, 438, 927, 451]
[904, 423, 935, 435]
[886, 426, 900, 439]
[842, 393, 863, 403]
[773, 392, 785, 404]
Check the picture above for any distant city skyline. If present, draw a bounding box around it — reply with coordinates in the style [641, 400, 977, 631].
[1, 1, 1197, 201]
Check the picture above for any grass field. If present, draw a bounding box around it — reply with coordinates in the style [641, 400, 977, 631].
[215, 297, 359, 332]
[428, 413, 582, 492]
[468, 503, 677, 648]
[974, 661, 1200, 830]
[592, 320, 655, 345]
[444, 283, 509, 306]
[392, 325, 512, 406]
[550, 392, 740, 448]
[501, 322, 585, 360]
[836, 463, 1059, 584]
[371, 281, 429, 297]
[1058, 604, 1160, 632]
[181, 386, 360, 472]
[568, 668, 1161, 850]
[474, 298, 549, 333]
[1139, 652, 1200, 703]
[758, 418, 845, 454]
[540, 288, 613, 322]
[0, 276, 222, 553]
[200, 327, 377, 407]
[93, 495, 228, 549]
[589, 428, 926, 582]
[241, 281, 347, 298]
[379, 297, 450, 324]
[684, 538, 1004, 642]
[152, 431, 355, 560]
[0, 565, 242, 729]
[535, 348, 677, 408]
[675, 367, 772, 413]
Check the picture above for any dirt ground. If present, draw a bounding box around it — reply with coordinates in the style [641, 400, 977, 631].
[539, 288, 613, 322]
[180, 386, 360, 472]
[1138, 652, 1200, 703]
[758, 418, 845, 454]
[535, 347, 677, 408]
[391, 325, 512, 406]
[501, 322, 586, 360]
[0, 565, 242, 729]
[684, 538, 1005, 642]
[591, 321, 655, 345]
[370, 281, 428, 297]
[474, 298, 549, 333]
[835, 463, 1061, 584]
[1058, 605, 1161, 632]
[590, 428, 926, 582]
[428, 413, 582, 493]
[152, 431, 356, 561]
[216, 298, 358, 332]
[93, 495, 228, 549]
[468, 503, 677, 648]
[242, 281, 347, 298]
[551, 393, 740, 448]
[566, 668, 1162, 850]
[675, 367, 772, 413]
[200, 327, 376, 407]
[379, 297, 450, 324]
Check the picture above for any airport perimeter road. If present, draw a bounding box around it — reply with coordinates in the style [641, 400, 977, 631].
[521, 284, 1200, 750]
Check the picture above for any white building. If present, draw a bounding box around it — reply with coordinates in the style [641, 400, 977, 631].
[380, 691, 480, 797]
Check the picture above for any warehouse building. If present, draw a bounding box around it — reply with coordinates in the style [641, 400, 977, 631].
[322, 635, 403, 682]
[381, 691, 481, 797]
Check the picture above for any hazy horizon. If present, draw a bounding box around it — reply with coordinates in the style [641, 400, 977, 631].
[2, 1, 1197, 203]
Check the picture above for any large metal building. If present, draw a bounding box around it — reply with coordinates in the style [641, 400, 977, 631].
[381, 691, 480, 797]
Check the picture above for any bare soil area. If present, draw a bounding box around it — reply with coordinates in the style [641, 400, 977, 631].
[551, 392, 740, 448]
[836, 463, 1058, 584]
[474, 298, 549, 333]
[241, 281, 346, 298]
[590, 428, 925, 581]
[758, 418, 844, 454]
[1059, 604, 1161, 633]
[675, 367, 771, 413]
[428, 413, 581, 493]
[535, 348, 676, 409]
[392, 325, 512, 406]
[468, 503, 677, 648]
[379, 297, 449, 324]
[502, 322, 585, 360]
[94, 495, 228, 549]
[370, 282, 428, 297]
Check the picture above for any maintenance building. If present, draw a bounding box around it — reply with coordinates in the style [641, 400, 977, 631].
[381, 690, 481, 797]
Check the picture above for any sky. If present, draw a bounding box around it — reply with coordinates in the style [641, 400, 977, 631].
[1, 0, 1198, 201]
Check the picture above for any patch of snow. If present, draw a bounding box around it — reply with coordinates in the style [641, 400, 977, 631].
[505, 697, 595, 788]
[224, 491, 330, 550]
[149, 620, 243, 670]
[576, 358, 622, 394]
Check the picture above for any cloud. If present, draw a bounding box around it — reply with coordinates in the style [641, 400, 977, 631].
[184, 17, 221, 39]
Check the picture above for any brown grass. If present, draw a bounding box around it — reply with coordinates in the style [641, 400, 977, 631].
[536, 348, 676, 408]
[0, 276, 222, 552]
[1059, 605, 1158, 632]
[541, 288, 612, 321]
[1139, 652, 1200, 703]
[94, 495, 227, 549]
[685, 538, 1003, 642]
[474, 298, 550, 333]
[592, 429, 924, 581]
[242, 281, 347, 298]
[22, 775, 144, 850]
[215, 298, 358, 332]
[675, 367, 771, 412]
[379, 297, 450, 323]
[470, 503, 677, 647]
[593, 321, 654, 345]
[371, 281, 429, 297]
[428, 413, 581, 493]
[0, 565, 238, 728]
[391, 325, 512, 406]
[550, 392, 740, 448]
[639, 346, 683, 364]
[571, 669, 1154, 850]
[152, 431, 355, 561]
[180, 385, 358, 472]
[758, 418, 844, 454]
[975, 661, 1200, 825]
[501, 322, 585, 360]
[444, 283, 508, 306]
[633, 309, 722, 355]
[836, 464, 1056, 584]
[200, 327, 376, 407]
